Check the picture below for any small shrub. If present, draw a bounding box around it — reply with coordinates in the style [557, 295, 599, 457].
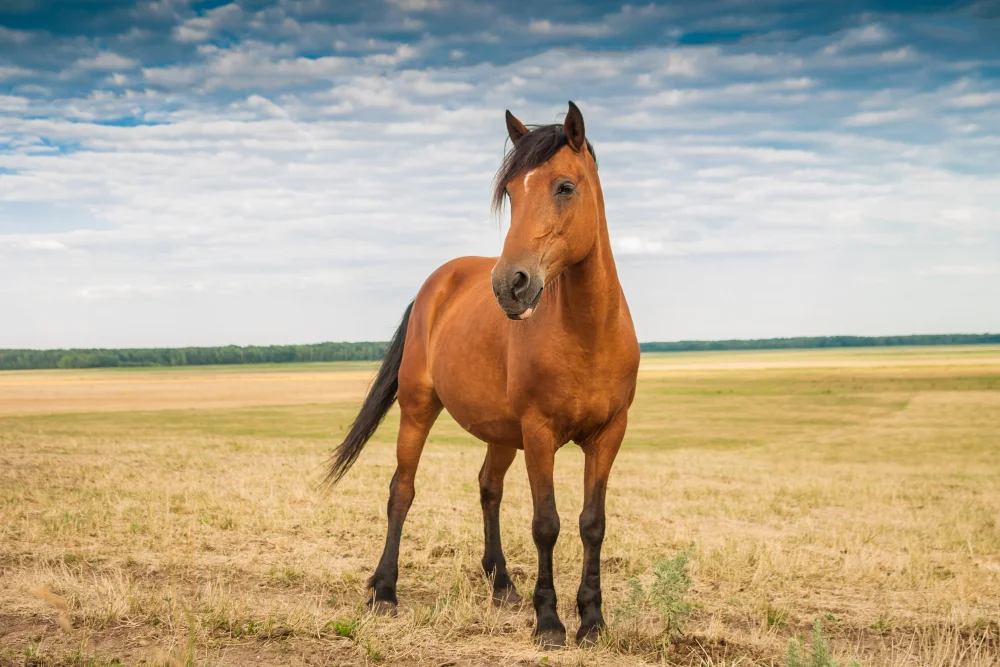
[329, 617, 358, 638]
[765, 601, 790, 628]
[612, 543, 695, 638]
[363, 640, 383, 662]
[784, 619, 859, 667]
[648, 544, 695, 634]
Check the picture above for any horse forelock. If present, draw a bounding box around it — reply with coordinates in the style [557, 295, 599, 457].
[490, 124, 597, 216]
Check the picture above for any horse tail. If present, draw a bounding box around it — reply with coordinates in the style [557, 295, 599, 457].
[323, 300, 414, 490]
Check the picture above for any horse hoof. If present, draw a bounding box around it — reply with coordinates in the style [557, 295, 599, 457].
[369, 599, 397, 617]
[492, 587, 523, 608]
[534, 628, 566, 650]
[576, 626, 601, 648]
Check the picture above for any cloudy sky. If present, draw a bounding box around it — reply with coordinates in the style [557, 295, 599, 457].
[2, 0, 999, 348]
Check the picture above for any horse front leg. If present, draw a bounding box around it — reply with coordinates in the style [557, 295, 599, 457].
[522, 427, 566, 648]
[576, 412, 627, 647]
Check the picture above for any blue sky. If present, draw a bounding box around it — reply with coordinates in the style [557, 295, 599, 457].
[1, 0, 999, 347]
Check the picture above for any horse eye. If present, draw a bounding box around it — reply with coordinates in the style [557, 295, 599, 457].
[557, 182, 575, 196]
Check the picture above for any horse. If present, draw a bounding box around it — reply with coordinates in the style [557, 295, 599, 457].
[324, 101, 640, 649]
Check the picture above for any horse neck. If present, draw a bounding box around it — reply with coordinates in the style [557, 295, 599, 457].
[553, 198, 623, 340]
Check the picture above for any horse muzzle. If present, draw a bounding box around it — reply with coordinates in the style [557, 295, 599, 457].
[491, 262, 544, 320]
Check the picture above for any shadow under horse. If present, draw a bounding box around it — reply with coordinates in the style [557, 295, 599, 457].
[324, 101, 640, 649]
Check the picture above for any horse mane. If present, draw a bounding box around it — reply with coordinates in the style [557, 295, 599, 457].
[491, 124, 597, 216]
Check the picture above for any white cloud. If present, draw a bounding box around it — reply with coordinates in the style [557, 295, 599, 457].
[615, 236, 664, 255]
[0, 66, 32, 80]
[405, 77, 473, 96]
[0, 26, 33, 44]
[173, 25, 210, 43]
[644, 88, 701, 107]
[950, 92, 1000, 108]
[528, 4, 668, 39]
[822, 24, 890, 55]
[21, 239, 69, 251]
[364, 44, 419, 67]
[528, 19, 610, 37]
[105, 72, 130, 86]
[387, 0, 444, 9]
[172, 2, 244, 43]
[880, 47, 916, 63]
[843, 109, 913, 126]
[144, 43, 351, 91]
[73, 52, 139, 71]
[0, 94, 29, 110]
[923, 265, 999, 276]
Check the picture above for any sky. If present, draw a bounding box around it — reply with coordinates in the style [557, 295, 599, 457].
[1, 0, 999, 348]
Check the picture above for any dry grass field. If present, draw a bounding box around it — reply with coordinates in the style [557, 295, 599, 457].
[1, 346, 999, 666]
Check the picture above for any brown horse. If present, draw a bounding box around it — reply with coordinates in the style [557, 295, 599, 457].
[324, 101, 639, 648]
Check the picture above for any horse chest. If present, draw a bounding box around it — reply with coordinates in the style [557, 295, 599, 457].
[511, 353, 635, 436]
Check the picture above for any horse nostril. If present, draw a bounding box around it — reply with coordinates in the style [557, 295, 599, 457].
[511, 271, 528, 291]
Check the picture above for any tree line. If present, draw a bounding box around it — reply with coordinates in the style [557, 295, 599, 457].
[639, 333, 1000, 353]
[0, 334, 997, 371]
[0, 342, 389, 370]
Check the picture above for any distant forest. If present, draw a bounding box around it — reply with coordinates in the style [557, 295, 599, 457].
[640, 334, 1000, 352]
[0, 342, 389, 370]
[1, 334, 998, 371]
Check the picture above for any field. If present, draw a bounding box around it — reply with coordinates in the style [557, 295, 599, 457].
[1, 346, 999, 666]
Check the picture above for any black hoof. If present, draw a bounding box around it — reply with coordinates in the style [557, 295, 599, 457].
[368, 599, 397, 616]
[491, 586, 523, 608]
[576, 625, 601, 648]
[534, 628, 566, 650]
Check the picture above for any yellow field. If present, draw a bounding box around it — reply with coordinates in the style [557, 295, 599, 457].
[1, 347, 998, 666]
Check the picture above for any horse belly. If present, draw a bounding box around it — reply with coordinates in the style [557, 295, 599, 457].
[412, 255, 523, 448]
[432, 354, 522, 448]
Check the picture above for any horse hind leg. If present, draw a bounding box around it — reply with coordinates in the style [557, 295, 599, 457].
[478, 443, 521, 606]
[368, 393, 441, 614]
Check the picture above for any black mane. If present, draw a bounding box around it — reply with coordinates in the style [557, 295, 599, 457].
[491, 124, 597, 215]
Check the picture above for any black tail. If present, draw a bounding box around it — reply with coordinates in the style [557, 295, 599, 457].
[323, 301, 414, 490]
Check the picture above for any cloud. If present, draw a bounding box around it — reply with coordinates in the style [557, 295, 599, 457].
[364, 43, 419, 67]
[386, 0, 444, 10]
[879, 47, 916, 63]
[143, 42, 352, 91]
[822, 23, 891, 55]
[950, 91, 1000, 108]
[73, 52, 140, 71]
[527, 4, 668, 40]
[843, 109, 914, 126]
[0, 26, 33, 44]
[0, 94, 29, 110]
[615, 236, 664, 255]
[923, 265, 999, 276]
[172, 2, 243, 43]
[0, 65, 32, 80]
[528, 19, 611, 38]
[20, 239, 69, 251]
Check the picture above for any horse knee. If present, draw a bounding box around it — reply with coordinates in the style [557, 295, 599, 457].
[579, 505, 605, 548]
[532, 509, 560, 550]
[479, 479, 501, 508]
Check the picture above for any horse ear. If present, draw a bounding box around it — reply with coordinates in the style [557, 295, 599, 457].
[505, 110, 529, 145]
[563, 101, 586, 152]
